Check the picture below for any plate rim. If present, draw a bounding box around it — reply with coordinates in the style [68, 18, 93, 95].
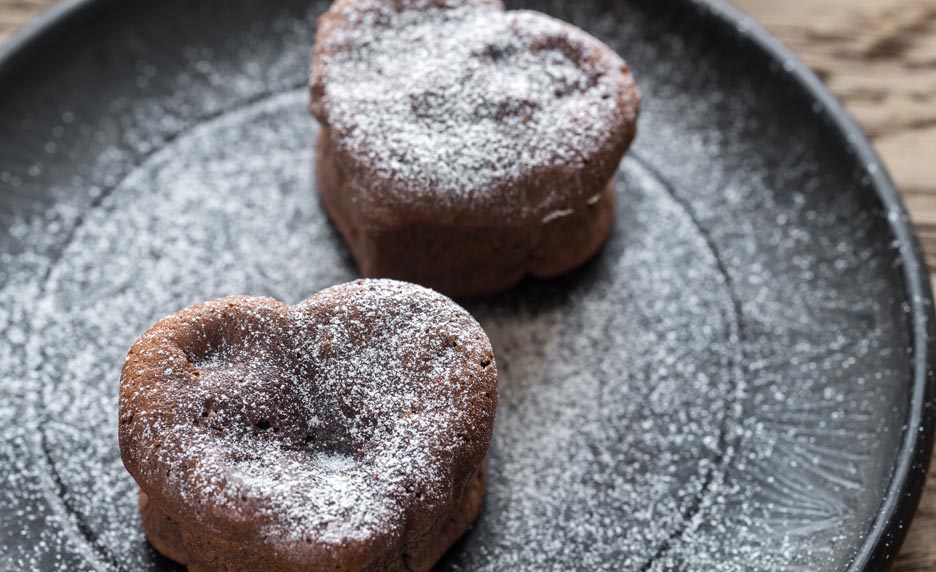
[0, 0, 933, 570]
[699, 1, 936, 570]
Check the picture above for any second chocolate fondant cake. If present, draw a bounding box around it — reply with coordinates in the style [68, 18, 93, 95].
[311, 0, 640, 296]
[119, 279, 498, 571]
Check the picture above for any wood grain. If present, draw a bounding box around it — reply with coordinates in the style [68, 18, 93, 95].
[1, 0, 935, 570]
[0, 0, 47, 42]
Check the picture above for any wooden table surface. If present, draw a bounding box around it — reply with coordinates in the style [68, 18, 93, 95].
[1, 0, 934, 570]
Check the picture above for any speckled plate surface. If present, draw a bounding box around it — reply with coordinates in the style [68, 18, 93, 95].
[0, 0, 933, 571]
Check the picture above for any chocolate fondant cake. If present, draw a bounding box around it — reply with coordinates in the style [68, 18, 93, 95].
[310, 0, 640, 296]
[119, 279, 498, 571]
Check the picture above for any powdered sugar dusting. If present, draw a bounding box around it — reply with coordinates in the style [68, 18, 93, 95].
[312, 0, 638, 217]
[227, 451, 396, 544]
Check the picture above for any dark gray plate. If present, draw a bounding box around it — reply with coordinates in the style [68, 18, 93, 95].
[0, 1, 933, 571]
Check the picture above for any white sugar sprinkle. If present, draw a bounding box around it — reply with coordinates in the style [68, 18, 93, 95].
[312, 0, 638, 218]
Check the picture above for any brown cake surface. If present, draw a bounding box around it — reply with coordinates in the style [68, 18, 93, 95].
[118, 279, 498, 571]
[310, 0, 640, 296]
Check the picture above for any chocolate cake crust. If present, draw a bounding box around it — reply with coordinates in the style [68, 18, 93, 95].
[310, 0, 639, 295]
[119, 279, 498, 571]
